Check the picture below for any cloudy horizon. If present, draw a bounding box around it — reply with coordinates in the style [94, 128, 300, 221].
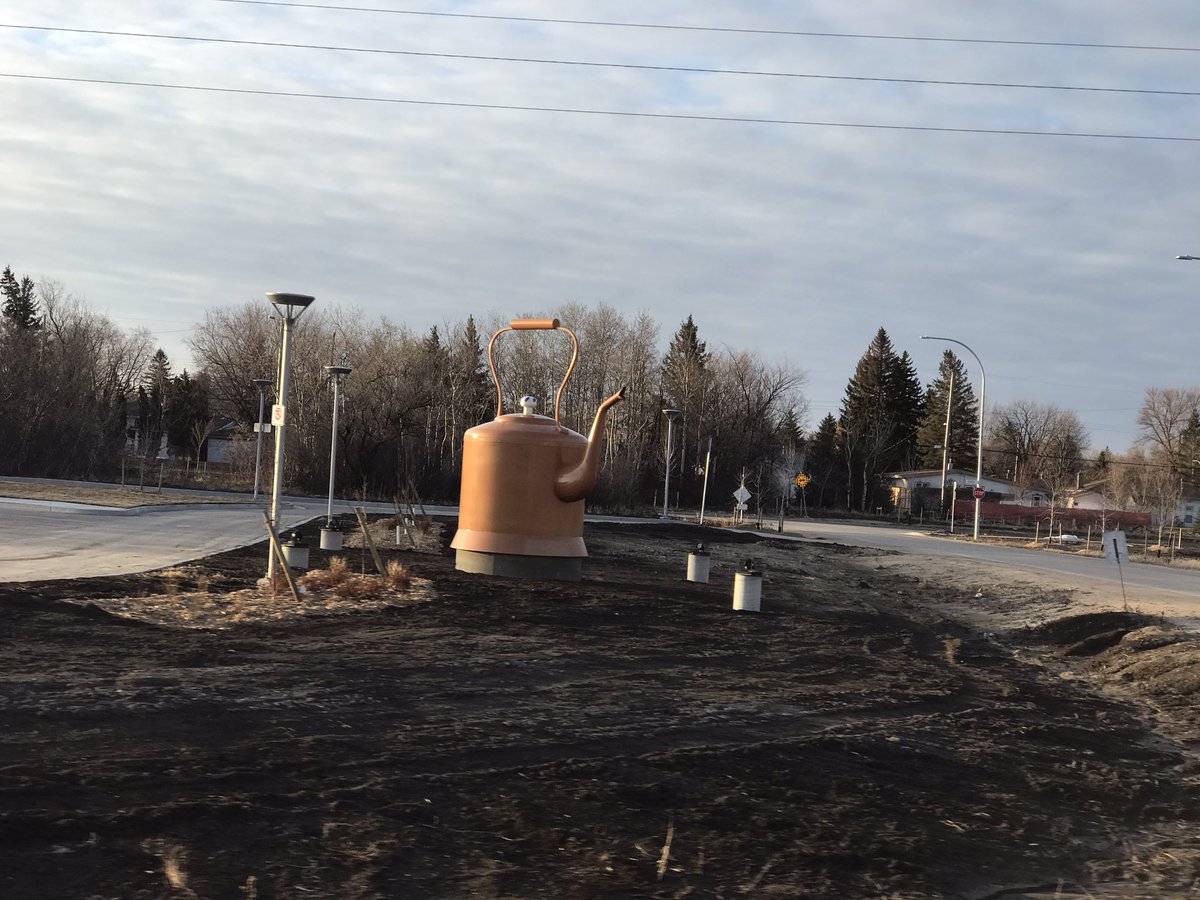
[4, 1, 1200, 453]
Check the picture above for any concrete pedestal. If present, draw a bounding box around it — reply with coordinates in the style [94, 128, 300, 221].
[687, 551, 711, 583]
[456, 549, 582, 582]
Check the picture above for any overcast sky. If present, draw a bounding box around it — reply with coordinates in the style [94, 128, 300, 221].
[4, 1, 1200, 453]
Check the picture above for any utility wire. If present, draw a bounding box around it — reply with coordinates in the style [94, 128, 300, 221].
[3, 72, 1197, 142]
[207, 0, 1200, 53]
[5, 24, 1196, 97]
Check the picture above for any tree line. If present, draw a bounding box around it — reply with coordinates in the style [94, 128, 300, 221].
[0, 271, 807, 512]
[3, 266, 1195, 523]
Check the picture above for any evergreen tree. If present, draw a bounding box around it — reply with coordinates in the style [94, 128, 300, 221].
[840, 328, 909, 510]
[1, 266, 39, 330]
[915, 350, 978, 470]
[1179, 410, 1200, 481]
[660, 315, 710, 505]
[139, 349, 172, 460]
[805, 413, 845, 509]
[889, 351, 924, 469]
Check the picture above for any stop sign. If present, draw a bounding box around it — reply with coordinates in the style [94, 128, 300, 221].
[972, 486, 985, 500]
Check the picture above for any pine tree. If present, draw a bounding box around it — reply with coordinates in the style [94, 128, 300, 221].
[806, 413, 845, 509]
[660, 315, 710, 505]
[139, 349, 172, 460]
[915, 350, 978, 470]
[889, 351, 924, 469]
[840, 328, 908, 510]
[1, 266, 39, 330]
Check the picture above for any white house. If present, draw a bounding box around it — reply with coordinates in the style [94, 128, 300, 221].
[885, 468, 1025, 513]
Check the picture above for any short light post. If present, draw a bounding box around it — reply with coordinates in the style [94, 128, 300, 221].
[922, 335, 986, 541]
[266, 292, 315, 580]
[251, 378, 273, 501]
[320, 365, 352, 550]
[662, 408, 682, 519]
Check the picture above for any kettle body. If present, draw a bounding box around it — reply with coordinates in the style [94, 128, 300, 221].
[453, 412, 589, 558]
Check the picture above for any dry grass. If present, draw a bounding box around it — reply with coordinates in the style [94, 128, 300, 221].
[385, 560, 413, 591]
[298, 556, 351, 591]
[0, 479, 246, 508]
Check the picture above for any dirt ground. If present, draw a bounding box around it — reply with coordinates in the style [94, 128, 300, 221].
[3, 519, 1200, 898]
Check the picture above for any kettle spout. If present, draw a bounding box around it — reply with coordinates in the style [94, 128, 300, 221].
[555, 387, 626, 502]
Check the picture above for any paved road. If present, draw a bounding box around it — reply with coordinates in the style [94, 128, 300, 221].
[777, 519, 1200, 612]
[0, 492, 454, 583]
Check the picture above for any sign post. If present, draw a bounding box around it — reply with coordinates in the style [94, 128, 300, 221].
[733, 484, 751, 524]
[1102, 530, 1130, 612]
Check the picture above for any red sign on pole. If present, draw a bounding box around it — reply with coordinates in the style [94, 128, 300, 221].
[972, 486, 985, 500]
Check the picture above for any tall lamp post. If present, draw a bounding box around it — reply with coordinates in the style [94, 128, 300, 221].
[662, 408, 682, 519]
[266, 292, 315, 580]
[251, 378, 273, 501]
[320, 365, 352, 550]
[922, 335, 986, 541]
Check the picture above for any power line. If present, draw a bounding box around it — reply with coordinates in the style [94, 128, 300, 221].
[3, 72, 1198, 142]
[207, 1, 1200, 53]
[6, 24, 1196, 98]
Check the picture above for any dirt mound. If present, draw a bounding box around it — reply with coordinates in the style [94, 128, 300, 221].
[1025, 611, 1160, 653]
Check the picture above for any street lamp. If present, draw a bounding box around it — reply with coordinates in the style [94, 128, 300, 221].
[265, 292, 315, 580]
[320, 365, 352, 550]
[921, 335, 986, 541]
[251, 378, 273, 501]
[662, 408, 682, 518]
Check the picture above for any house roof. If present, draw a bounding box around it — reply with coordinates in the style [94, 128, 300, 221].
[884, 469, 1017, 488]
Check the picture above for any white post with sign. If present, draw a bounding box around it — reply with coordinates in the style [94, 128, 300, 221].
[1102, 530, 1130, 612]
[733, 484, 751, 524]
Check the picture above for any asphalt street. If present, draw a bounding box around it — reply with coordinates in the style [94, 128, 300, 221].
[778, 519, 1200, 615]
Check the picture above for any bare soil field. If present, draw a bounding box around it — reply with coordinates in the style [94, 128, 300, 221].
[3, 519, 1200, 898]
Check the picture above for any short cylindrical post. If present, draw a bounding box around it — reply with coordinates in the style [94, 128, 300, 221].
[733, 565, 762, 612]
[687, 545, 710, 583]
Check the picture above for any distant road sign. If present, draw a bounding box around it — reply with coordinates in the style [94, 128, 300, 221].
[271, 404, 286, 427]
[1103, 530, 1129, 563]
[972, 486, 985, 500]
[733, 485, 751, 504]
[795, 473, 810, 488]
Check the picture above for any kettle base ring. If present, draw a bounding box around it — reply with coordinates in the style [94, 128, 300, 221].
[455, 549, 583, 582]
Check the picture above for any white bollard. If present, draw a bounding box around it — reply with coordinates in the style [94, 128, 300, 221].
[282, 536, 310, 570]
[319, 527, 343, 552]
[687, 546, 710, 583]
[733, 568, 762, 612]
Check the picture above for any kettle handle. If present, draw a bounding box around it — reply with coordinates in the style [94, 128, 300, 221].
[487, 318, 579, 423]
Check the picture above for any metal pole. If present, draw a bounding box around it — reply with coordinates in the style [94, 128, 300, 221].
[326, 374, 342, 527]
[922, 336, 986, 541]
[699, 437, 713, 525]
[253, 386, 267, 500]
[939, 369, 954, 513]
[264, 293, 314, 580]
[267, 317, 293, 580]
[662, 415, 674, 519]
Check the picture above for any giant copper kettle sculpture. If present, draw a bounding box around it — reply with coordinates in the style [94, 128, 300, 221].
[451, 318, 625, 580]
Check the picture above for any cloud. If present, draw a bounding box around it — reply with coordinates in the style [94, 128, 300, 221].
[3, 1, 1200, 450]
